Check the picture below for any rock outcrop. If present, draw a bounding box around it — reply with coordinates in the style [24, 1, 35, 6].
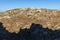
[0, 8, 60, 33]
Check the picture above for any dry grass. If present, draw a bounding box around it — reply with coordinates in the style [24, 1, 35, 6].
[0, 8, 60, 33]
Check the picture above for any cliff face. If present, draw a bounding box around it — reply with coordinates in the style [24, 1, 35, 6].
[0, 8, 60, 33]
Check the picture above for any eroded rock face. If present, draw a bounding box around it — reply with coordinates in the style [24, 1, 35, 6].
[0, 8, 60, 33]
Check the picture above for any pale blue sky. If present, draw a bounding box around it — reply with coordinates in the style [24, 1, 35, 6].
[0, 0, 60, 11]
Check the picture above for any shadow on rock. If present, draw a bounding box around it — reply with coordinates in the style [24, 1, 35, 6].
[0, 22, 60, 40]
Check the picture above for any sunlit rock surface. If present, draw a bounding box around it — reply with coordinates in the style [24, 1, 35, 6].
[0, 8, 60, 33]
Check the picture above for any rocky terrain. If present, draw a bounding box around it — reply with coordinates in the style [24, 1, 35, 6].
[0, 22, 60, 40]
[0, 8, 60, 33]
[0, 8, 60, 40]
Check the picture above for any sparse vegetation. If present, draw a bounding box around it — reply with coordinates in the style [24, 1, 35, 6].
[0, 8, 60, 33]
[0, 23, 60, 40]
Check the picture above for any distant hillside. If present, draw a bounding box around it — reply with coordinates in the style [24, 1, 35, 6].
[0, 8, 60, 33]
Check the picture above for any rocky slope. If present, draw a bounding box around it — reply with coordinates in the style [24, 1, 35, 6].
[1, 23, 60, 40]
[0, 8, 60, 33]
